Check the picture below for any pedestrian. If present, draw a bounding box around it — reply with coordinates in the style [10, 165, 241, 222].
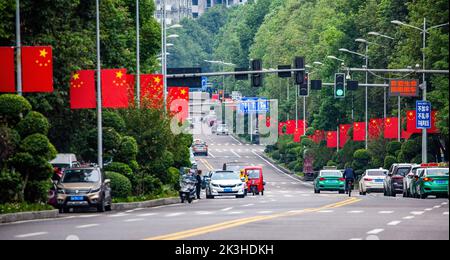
[195, 170, 202, 199]
[343, 163, 355, 194]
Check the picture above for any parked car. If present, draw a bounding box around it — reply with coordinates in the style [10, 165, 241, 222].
[205, 170, 246, 199]
[384, 163, 412, 197]
[56, 167, 112, 213]
[216, 124, 229, 135]
[410, 165, 449, 199]
[192, 141, 208, 156]
[359, 168, 388, 195]
[50, 153, 80, 172]
[314, 169, 345, 194]
[403, 164, 423, 197]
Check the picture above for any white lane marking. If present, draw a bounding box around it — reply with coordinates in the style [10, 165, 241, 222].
[109, 213, 131, 218]
[403, 216, 415, 220]
[424, 208, 433, 211]
[349, 238, 363, 240]
[291, 182, 297, 185]
[78, 214, 100, 218]
[166, 212, 186, 217]
[195, 211, 213, 215]
[208, 151, 216, 159]
[124, 218, 144, 222]
[442, 202, 448, 205]
[257, 211, 273, 214]
[388, 221, 402, 226]
[137, 213, 158, 217]
[259, 201, 268, 204]
[318, 210, 334, 213]
[227, 211, 244, 215]
[433, 205, 441, 209]
[367, 229, 384, 235]
[76, 224, 99, 229]
[15, 232, 48, 238]
[379, 211, 394, 214]
[230, 135, 243, 145]
[443, 212, 449, 215]
[215, 149, 222, 153]
[221, 207, 233, 212]
[242, 204, 255, 207]
[348, 211, 364, 214]
[281, 182, 287, 185]
[411, 211, 425, 215]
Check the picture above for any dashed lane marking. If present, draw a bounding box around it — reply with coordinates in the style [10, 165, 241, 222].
[15, 232, 48, 238]
[76, 224, 99, 229]
[124, 218, 145, 223]
[367, 229, 384, 235]
[403, 216, 415, 220]
[137, 213, 158, 217]
[411, 211, 425, 215]
[387, 221, 402, 226]
[378, 211, 394, 214]
[166, 213, 186, 217]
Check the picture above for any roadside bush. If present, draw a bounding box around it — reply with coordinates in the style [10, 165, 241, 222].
[167, 167, 180, 190]
[287, 161, 297, 171]
[386, 141, 402, 156]
[0, 94, 32, 125]
[384, 156, 397, 170]
[0, 126, 20, 166]
[106, 171, 132, 199]
[115, 136, 138, 163]
[19, 134, 57, 160]
[103, 111, 126, 133]
[353, 149, 371, 176]
[301, 138, 315, 148]
[24, 180, 51, 203]
[15, 111, 50, 138]
[327, 160, 337, 167]
[104, 162, 136, 188]
[272, 150, 281, 161]
[0, 169, 23, 203]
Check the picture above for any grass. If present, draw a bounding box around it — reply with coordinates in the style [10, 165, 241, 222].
[112, 189, 178, 203]
[0, 203, 54, 215]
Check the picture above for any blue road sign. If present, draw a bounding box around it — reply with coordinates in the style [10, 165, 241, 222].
[416, 101, 432, 129]
[201, 77, 208, 91]
[239, 97, 269, 114]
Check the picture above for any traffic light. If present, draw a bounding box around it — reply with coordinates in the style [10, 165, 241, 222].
[299, 73, 309, 97]
[278, 65, 291, 78]
[347, 80, 359, 91]
[310, 80, 322, 90]
[334, 73, 346, 98]
[234, 67, 248, 81]
[251, 59, 263, 87]
[294, 57, 305, 85]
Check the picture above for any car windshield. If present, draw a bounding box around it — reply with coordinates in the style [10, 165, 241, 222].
[211, 171, 240, 181]
[426, 168, 449, 176]
[62, 169, 100, 183]
[52, 163, 70, 169]
[367, 171, 387, 176]
[247, 170, 261, 179]
[321, 171, 342, 177]
[396, 167, 411, 176]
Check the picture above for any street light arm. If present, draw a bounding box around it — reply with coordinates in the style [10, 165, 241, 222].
[391, 20, 423, 31]
[427, 22, 449, 31]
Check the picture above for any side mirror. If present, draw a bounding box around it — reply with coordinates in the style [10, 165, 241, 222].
[104, 179, 111, 185]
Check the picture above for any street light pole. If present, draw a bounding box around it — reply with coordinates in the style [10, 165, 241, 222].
[95, 0, 103, 168]
[364, 44, 369, 149]
[15, 0, 22, 96]
[161, 0, 167, 112]
[136, 0, 140, 108]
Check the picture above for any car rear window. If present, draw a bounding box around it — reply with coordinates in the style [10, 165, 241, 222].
[367, 171, 387, 176]
[320, 171, 342, 177]
[395, 167, 411, 177]
[247, 170, 261, 179]
[426, 168, 449, 176]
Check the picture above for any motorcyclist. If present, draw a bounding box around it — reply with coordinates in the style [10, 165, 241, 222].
[240, 169, 248, 183]
[343, 164, 355, 194]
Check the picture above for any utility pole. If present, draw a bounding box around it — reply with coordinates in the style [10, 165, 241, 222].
[15, 0, 22, 96]
[136, 0, 141, 108]
[96, 0, 103, 168]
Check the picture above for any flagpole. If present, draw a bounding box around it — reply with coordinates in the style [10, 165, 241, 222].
[96, 0, 103, 168]
[136, 0, 141, 108]
[15, 0, 22, 96]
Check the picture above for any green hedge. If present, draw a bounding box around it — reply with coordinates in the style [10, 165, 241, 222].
[15, 111, 50, 137]
[106, 171, 132, 199]
[0, 94, 32, 125]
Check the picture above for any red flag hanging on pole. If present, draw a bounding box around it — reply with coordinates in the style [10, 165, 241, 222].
[22, 46, 53, 92]
[327, 131, 338, 148]
[0, 47, 15, 92]
[309, 130, 325, 144]
[168, 87, 189, 122]
[384, 117, 399, 139]
[70, 70, 96, 109]
[339, 124, 351, 148]
[126, 74, 135, 108]
[428, 111, 439, 134]
[141, 74, 163, 109]
[278, 122, 287, 136]
[286, 120, 295, 135]
[406, 110, 421, 134]
[369, 118, 383, 139]
[101, 69, 129, 108]
[293, 128, 302, 143]
[353, 122, 365, 142]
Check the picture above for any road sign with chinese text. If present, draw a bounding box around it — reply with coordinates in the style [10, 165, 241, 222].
[416, 101, 432, 129]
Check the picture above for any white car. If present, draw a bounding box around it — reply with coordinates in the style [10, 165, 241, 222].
[403, 164, 422, 197]
[206, 170, 246, 199]
[216, 124, 229, 135]
[359, 169, 388, 195]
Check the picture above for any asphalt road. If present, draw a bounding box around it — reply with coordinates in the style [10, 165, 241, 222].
[0, 124, 448, 240]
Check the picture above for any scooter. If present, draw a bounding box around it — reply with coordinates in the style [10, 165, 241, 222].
[179, 176, 197, 204]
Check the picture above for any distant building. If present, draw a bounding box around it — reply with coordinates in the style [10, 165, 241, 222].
[154, 0, 248, 25]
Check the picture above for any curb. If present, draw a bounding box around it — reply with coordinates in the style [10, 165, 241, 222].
[0, 209, 59, 224]
[111, 197, 181, 211]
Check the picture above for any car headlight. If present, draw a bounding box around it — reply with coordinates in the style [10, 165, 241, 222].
[211, 183, 219, 187]
[57, 188, 65, 194]
[90, 187, 101, 193]
[237, 183, 243, 187]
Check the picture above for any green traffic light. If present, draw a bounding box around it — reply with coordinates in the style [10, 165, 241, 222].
[336, 89, 344, 96]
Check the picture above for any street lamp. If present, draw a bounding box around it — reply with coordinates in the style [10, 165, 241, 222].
[368, 31, 394, 40]
[391, 19, 449, 163]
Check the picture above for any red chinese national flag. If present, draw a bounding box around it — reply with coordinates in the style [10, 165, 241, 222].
[310, 130, 325, 144]
[369, 118, 383, 139]
[70, 70, 96, 109]
[353, 122, 365, 142]
[327, 131, 338, 148]
[402, 130, 413, 140]
[126, 74, 135, 107]
[102, 69, 129, 108]
[22, 46, 53, 92]
[168, 87, 189, 122]
[0, 47, 15, 92]
[293, 128, 302, 143]
[339, 124, 351, 148]
[384, 117, 399, 139]
[286, 120, 296, 135]
[141, 74, 163, 109]
[406, 110, 421, 134]
[278, 122, 287, 136]
[428, 111, 439, 134]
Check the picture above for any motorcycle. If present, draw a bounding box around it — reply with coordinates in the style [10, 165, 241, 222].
[179, 175, 197, 204]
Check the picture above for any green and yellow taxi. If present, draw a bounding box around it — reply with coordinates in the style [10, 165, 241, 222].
[314, 169, 345, 194]
[411, 166, 449, 199]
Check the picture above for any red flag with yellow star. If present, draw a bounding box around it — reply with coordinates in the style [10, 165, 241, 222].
[141, 74, 163, 109]
[339, 124, 351, 148]
[326, 131, 338, 148]
[0, 47, 15, 92]
[125, 74, 135, 107]
[353, 122, 365, 142]
[70, 70, 96, 109]
[384, 117, 399, 139]
[101, 69, 129, 108]
[369, 118, 383, 139]
[22, 46, 53, 92]
[168, 87, 189, 122]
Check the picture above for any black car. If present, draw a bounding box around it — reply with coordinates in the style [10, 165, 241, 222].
[384, 163, 412, 197]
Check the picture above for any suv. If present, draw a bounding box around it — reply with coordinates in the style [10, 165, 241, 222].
[384, 163, 412, 197]
[57, 167, 112, 213]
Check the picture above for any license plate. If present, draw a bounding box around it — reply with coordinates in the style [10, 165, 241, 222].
[375, 179, 384, 183]
[224, 188, 233, 193]
[435, 180, 447, 184]
[70, 196, 84, 201]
